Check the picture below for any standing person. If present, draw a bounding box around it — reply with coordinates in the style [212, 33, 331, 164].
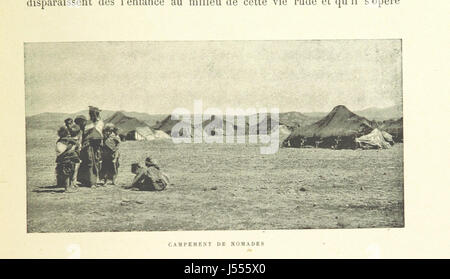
[74, 115, 87, 146]
[78, 106, 104, 187]
[68, 124, 82, 187]
[74, 115, 87, 184]
[55, 126, 79, 192]
[125, 157, 169, 191]
[100, 124, 121, 185]
[111, 127, 121, 185]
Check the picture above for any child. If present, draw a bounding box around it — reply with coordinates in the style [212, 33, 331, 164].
[126, 157, 169, 191]
[110, 127, 121, 184]
[100, 124, 121, 185]
[68, 124, 82, 187]
[55, 126, 79, 192]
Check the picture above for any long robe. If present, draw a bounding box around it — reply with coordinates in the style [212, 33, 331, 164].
[78, 120, 104, 186]
[100, 135, 120, 181]
[55, 137, 79, 187]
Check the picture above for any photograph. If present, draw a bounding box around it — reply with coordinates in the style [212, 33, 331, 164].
[25, 40, 404, 233]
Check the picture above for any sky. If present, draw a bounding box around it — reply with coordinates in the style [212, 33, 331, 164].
[25, 40, 402, 116]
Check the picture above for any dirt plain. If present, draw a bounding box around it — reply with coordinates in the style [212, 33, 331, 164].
[26, 129, 404, 232]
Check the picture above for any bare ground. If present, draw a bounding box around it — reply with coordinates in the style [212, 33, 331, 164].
[26, 129, 404, 232]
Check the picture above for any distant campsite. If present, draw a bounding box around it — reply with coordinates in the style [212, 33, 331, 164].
[26, 104, 403, 150]
[283, 105, 402, 149]
[26, 104, 404, 232]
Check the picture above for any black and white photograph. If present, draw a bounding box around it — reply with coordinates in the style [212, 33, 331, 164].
[25, 40, 404, 233]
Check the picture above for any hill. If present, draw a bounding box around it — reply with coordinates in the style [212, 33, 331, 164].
[279, 111, 320, 129]
[302, 105, 403, 121]
[25, 109, 165, 130]
[26, 110, 114, 130]
[355, 104, 402, 121]
[25, 105, 402, 135]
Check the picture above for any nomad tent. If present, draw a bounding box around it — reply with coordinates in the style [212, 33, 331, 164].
[153, 115, 181, 135]
[126, 126, 155, 141]
[283, 105, 374, 149]
[355, 128, 393, 149]
[105, 111, 170, 141]
[155, 113, 296, 137]
[153, 130, 171, 139]
[105, 111, 149, 135]
[381, 130, 394, 145]
[127, 126, 171, 141]
[377, 117, 403, 143]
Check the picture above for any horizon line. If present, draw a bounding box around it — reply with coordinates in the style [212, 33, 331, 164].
[26, 104, 402, 117]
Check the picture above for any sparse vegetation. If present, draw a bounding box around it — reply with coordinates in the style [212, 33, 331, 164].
[27, 128, 404, 232]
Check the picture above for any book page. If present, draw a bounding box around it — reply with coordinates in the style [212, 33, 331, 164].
[0, 0, 449, 258]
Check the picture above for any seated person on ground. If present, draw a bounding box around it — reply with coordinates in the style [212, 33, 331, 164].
[125, 157, 169, 191]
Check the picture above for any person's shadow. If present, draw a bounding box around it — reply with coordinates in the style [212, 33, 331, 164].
[32, 185, 66, 193]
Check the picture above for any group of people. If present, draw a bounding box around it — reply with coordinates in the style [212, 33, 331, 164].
[54, 106, 169, 192]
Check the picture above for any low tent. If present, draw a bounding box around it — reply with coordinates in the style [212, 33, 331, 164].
[105, 111, 171, 141]
[381, 131, 394, 145]
[355, 128, 393, 149]
[126, 126, 155, 141]
[126, 127, 171, 141]
[377, 117, 403, 143]
[154, 130, 171, 139]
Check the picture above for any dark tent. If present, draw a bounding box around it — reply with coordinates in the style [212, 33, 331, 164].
[105, 111, 151, 138]
[153, 114, 239, 137]
[153, 112, 317, 137]
[152, 115, 183, 135]
[283, 105, 375, 149]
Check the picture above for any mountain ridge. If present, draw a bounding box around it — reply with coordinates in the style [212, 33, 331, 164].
[25, 105, 402, 131]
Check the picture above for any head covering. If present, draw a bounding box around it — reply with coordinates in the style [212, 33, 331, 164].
[64, 118, 73, 126]
[104, 123, 115, 131]
[88, 106, 102, 122]
[131, 163, 141, 173]
[145, 157, 159, 168]
[74, 115, 87, 127]
[89, 106, 101, 113]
